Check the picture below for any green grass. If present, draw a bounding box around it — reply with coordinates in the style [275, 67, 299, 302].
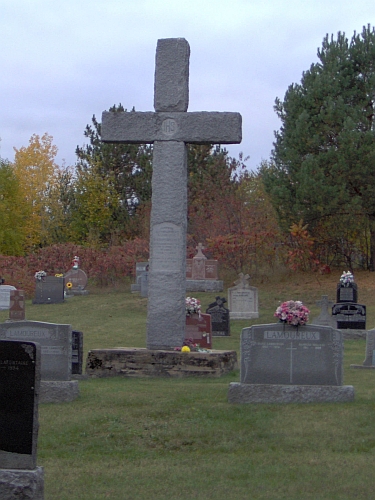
[2, 273, 375, 499]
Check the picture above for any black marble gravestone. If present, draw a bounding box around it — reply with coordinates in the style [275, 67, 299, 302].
[71, 330, 83, 375]
[336, 283, 358, 303]
[206, 296, 230, 336]
[332, 303, 366, 329]
[33, 276, 64, 304]
[0, 340, 41, 469]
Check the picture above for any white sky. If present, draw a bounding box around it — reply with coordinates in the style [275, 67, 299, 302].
[1, 0, 375, 171]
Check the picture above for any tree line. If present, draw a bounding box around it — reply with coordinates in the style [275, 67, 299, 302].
[2, 25, 375, 274]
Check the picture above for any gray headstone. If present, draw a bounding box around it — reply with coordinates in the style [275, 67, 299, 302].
[33, 276, 64, 304]
[362, 329, 375, 367]
[64, 268, 88, 290]
[240, 323, 343, 386]
[228, 273, 258, 319]
[0, 340, 41, 470]
[0, 285, 17, 310]
[140, 272, 149, 298]
[102, 38, 241, 350]
[311, 295, 335, 327]
[0, 321, 72, 381]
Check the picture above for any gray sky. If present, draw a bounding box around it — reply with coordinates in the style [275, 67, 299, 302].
[1, 0, 375, 171]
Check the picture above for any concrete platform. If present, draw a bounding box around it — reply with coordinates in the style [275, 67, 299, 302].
[86, 347, 237, 378]
[228, 383, 355, 404]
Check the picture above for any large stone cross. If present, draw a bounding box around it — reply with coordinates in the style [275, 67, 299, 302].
[102, 38, 242, 350]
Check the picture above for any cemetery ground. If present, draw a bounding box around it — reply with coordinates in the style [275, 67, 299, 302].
[1, 270, 375, 499]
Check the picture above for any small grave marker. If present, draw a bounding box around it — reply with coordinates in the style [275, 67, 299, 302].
[185, 313, 212, 349]
[228, 273, 259, 319]
[0, 285, 17, 310]
[206, 297, 230, 336]
[9, 289, 26, 320]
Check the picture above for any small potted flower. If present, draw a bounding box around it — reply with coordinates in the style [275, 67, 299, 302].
[274, 300, 310, 326]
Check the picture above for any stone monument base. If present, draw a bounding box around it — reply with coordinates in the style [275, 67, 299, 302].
[350, 364, 375, 370]
[229, 312, 259, 320]
[0, 467, 44, 500]
[339, 329, 366, 340]
[228, 383, 355, 404]
[66, 289, 89, 296]
[40, 380, 79, 403]
[86, 348, 237, 378]
[186, 280, 223, 292]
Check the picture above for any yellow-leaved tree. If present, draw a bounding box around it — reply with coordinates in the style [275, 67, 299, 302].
[13, 133, 59, 249]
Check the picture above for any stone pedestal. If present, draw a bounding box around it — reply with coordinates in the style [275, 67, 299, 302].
[0, 467, 44, 500]
[228, 383, 355, 404]
[86, 348, 237, 378]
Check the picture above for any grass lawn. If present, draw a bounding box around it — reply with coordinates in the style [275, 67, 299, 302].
[1, 270, 375, 499]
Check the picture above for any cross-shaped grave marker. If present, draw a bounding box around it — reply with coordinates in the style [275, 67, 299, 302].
[102, 38, 242, 349]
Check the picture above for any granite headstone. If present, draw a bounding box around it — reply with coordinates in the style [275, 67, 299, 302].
[9, 289, 26, 320]
[206, 297, 230, 337]
[33, 276, 64, 304]
[228, 273, 259, 319]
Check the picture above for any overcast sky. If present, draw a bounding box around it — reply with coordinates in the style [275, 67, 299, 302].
[1, 0, 375, 171]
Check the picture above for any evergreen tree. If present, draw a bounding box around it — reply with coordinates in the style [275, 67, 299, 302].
[262, 25, 375, 268]
[75, 104, 153, 241]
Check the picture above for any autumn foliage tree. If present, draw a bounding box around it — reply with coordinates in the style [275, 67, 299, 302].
[12, 133, 60, 249]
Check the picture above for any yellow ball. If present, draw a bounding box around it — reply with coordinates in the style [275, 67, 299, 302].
[181, 346, 190, 353]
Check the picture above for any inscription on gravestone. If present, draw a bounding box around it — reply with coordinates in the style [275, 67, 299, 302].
[102, 38, 241, 349]
[0, 321, 72, 381]
[0, 340, 41, 469]
[240, 324, 343, 386]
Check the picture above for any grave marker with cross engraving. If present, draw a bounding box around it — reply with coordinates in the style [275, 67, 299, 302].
[102, 38, 242, 349]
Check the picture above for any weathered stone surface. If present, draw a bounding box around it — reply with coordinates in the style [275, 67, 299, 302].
[154, 38, 190, 112]
[0, 285, 17, 310]
[86, 348, 237, 378]
[228, 383, 355, 404]
[101, 111, 242, 144]
[39, 381, 79, 404]
[102, 38, 242, 350]
[33, 276, 64, 304]
[0, 467, 44, 499]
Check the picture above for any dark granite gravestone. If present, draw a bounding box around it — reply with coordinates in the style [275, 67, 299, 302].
[71, 330, 83, 375]
[206, 297, 230, 337]
[33, 276, 64, 304]
[0, 340, 41, 468]
[0, 340, 45, 498]
[64, 268, 88, 296]
[332, 303, 366, 329]
[336, 283, 358, 303]
[9, 290, 26, 320]
[228, 323, 355, 404]
[185, 313, 212, 349]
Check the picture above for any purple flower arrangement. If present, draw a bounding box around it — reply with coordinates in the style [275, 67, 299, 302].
[274, 300, 310, 326]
